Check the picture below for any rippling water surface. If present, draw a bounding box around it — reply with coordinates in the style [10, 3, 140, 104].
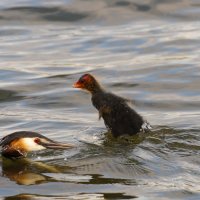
[0, 0, 200, 199]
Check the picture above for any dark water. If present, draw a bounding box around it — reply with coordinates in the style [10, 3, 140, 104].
[0, 0, 200, 199]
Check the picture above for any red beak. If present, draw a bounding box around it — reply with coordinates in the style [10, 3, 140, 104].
[73, 81, 83, 88]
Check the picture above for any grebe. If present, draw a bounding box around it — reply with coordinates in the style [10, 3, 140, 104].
[0, 131, 74, 158]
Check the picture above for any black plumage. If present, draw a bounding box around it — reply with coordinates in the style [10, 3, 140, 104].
[74, 74, 150, 137]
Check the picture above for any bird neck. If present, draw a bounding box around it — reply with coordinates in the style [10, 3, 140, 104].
[87, 79, 104, 94]
[90, 83, 104, 95]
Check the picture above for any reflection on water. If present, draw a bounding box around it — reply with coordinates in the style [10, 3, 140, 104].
[1, 128, 200, 199]
[0, 89, 23, 103]
[1, 158, 48, 185]
[0, 0, 200, 199]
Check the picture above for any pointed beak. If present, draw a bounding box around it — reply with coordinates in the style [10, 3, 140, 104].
[39, 140, 75, 150]
[73, 81, 82, 88]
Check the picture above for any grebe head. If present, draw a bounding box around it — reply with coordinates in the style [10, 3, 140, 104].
[0, 131, 74, 158]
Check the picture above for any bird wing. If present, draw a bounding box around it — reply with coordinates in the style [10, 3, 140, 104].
[98, 105, 112, 120]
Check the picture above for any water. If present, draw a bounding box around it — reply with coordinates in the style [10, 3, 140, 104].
[0, 0, 200, 199]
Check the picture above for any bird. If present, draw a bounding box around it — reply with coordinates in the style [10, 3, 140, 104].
[73, 73, 151, 137]
[0, 131, 74, 158]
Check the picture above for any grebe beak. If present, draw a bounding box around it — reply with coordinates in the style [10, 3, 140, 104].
[38, 139, 74, 150]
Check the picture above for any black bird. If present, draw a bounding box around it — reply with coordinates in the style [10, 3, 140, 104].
[0, 131, 74, 158]
[74, 73, 151, 137]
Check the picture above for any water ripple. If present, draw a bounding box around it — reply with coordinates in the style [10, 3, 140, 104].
[0, 1, 200, 199]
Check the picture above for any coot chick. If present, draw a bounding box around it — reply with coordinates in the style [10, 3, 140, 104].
[0, 131, 74, 158]
[74, 74, 150, 137]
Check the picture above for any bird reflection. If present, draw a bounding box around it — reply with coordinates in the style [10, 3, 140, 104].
[4, 194, 35, 200]
[1, 157, 59, 185]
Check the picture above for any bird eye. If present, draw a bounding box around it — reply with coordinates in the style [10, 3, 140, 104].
[34, 138, 40, 144]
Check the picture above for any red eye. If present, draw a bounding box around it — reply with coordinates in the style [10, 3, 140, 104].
[34, 138, 40, 144]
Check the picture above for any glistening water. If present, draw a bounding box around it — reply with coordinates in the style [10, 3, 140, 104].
[0, 0, 200, 199]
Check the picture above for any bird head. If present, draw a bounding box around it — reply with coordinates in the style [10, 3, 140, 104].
[0, 131, 74, 158]
[73, 74, 102, 93]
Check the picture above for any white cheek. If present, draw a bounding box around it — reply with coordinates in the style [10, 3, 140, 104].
[21, 138, 45, 151]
